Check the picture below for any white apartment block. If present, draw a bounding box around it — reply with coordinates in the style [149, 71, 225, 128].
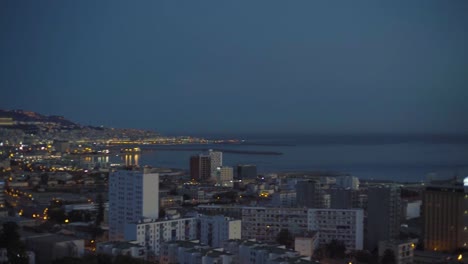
[242, 207, 308, 242]
[200, 215, 241, 247]
[109, 169, 160, 241]
[208, 150, 222, 175]
[124, 217, 198, 256]
[307, 209, 364, 251]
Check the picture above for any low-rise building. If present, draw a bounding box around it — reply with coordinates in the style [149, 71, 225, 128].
[294, 232, 319, 258]
[222, 239, 314, 264]
[378, 239, 418, 264]
[160, 240, 233, 264]
[24, 234, 84, 264]
[124, 217, 198, 257]
[97, 241, 146, 260]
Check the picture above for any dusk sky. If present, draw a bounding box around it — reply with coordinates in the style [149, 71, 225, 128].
[1, 1, 467, 135]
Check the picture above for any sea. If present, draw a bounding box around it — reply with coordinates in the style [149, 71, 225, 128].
[113, 133, 468, 183]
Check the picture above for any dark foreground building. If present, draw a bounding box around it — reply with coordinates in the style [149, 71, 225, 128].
[422, 180, 468, 253]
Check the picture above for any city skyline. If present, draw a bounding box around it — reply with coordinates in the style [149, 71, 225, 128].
[1, 1, 468, 135]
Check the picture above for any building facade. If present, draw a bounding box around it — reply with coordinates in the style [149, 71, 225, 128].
[308, 208, 364, 251]
[237, 165, 257, 180]
[200, 215, 241, 247]
[296, 180, 324, 209]
[124, 217, 198, 257]
[271, 190, 297, 207]
[378, 239, 418, 264]
[190, 154, 211, 181]
[422, 183, 468, 252]
[294, 232, 319, 258]
[241, 207, 308, 242]
[214, 166, 234, 187]
[109, 169, 159, 241]
[335, 175, 360, 190]
[160, 240, 233, 264]
[366, 185, 401, 250]
[208, 150, 223, 177]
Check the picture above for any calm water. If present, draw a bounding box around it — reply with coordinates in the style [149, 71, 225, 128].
[115, 134, 468, 182]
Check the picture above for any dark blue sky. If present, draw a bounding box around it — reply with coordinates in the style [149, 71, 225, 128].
[1, 1, 467, 134]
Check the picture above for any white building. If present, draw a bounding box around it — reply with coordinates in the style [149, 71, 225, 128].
[294, 232, 319, 258]
[378, 239, 418, 264]
[242, 207, 308, 242]
[124, 217, 198, 257]
[403, 199, 422, 220]
[208, 150, 222, 176]
[335, 176, 360, 190]
[109, 169, 159, 241]
[307, 208, 364, 251]
[200, 215, 241, 247]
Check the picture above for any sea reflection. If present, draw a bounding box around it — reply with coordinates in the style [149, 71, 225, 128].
[123, 154, 139, 166]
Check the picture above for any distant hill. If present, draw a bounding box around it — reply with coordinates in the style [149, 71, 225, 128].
[0, 109, 80, 128]
[0, 109, 161, 139]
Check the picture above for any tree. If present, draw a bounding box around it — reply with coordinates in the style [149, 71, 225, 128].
[276, 229, 294, 248]
[326, 240, 346, 259]
[159, 208, 166, 219]
[48, 207, 67, 223]
[0, 222, 29, 264]
[354, 250, 378, 264]
[381, 249, 396, 264]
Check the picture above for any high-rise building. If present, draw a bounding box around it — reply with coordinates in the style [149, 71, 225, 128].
[422, 181, 468, 252]
[108, 168, 159, 241]
[237, 164, 257, 180]
[200, 215, 241, 247]
[308, 208, 364, 251]
[296, 180, 324, 208]
[208, 149, 222, 175]
[214, 166, 234, 187]
[189, 154, 211, 181]
[366, 185, 401, 251]
[328, 188, 363, 209]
